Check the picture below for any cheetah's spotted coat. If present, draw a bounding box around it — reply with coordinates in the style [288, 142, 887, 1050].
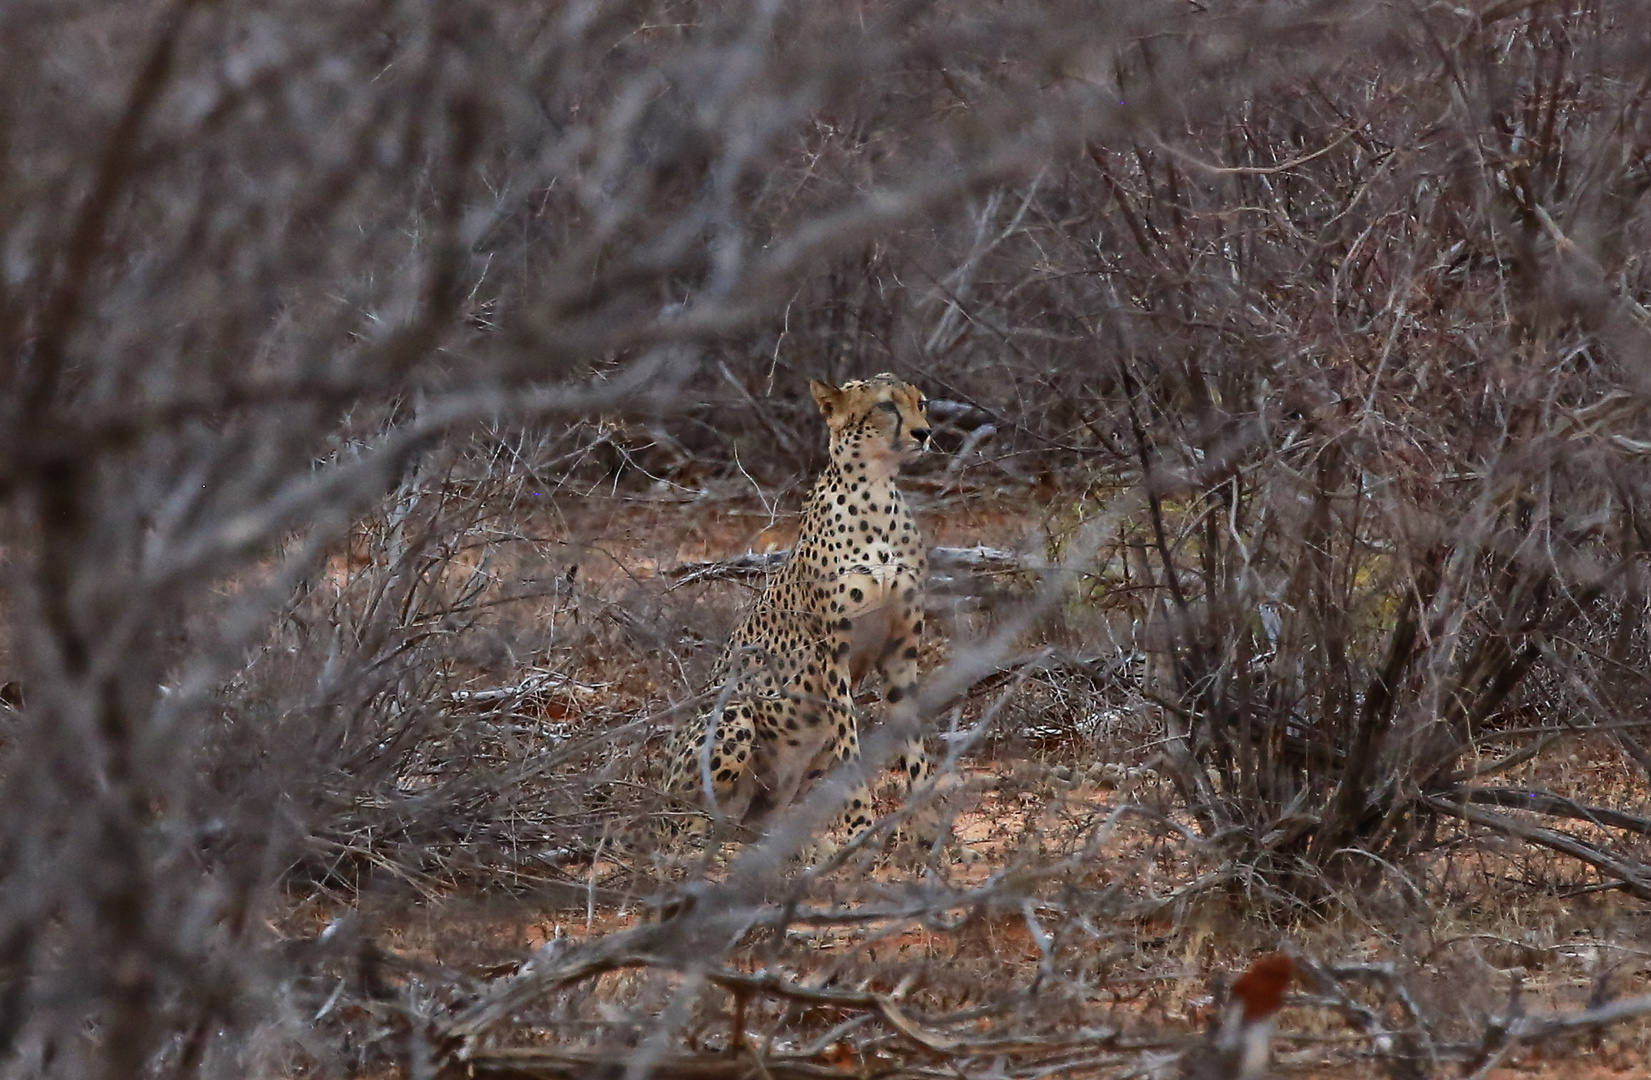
[661, 374, 934, 847]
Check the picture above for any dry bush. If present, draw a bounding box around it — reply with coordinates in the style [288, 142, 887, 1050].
[6, 0, 1651, 1077]
[1046, 1, 1651, 909]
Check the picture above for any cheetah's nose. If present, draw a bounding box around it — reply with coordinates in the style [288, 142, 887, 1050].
[911, 428, 931, 445]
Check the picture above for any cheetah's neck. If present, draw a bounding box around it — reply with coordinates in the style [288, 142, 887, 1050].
[790, 460, 917, 572]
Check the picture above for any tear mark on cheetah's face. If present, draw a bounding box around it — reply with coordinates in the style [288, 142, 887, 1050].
[659, 373, 937, 854]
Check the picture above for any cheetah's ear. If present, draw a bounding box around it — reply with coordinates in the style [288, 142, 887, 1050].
[810, 380, 845, 420]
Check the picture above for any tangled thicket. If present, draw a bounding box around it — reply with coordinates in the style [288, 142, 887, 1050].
[2, 1, 1651, 1077]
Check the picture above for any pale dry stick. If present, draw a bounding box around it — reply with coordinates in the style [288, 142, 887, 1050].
[1462, 972, 1528, 1080]
[1423, 794, 1651, 900]
[1154, 129, 1357, 176]
[1326, 168, 1406, 324]
[1534, 202, 1651, 333]
[666, 544, 1022, 587]
[695, 670, 750, 839]
[1445, 786, 1651, 835]
[923, 176, 1044, 361]
[923, 187, 1007, 356]
[720, 357, 803, 466]
[1460, 730, 1565, 780]
[1505, 993, 1651, 1042]
[693, 966, 1128, 1059]
[1360, 295, 1410, 415]
[585, 833, 605, 934]
[790, 1014, 874, 1060]
[1293, 956, 1440, 1075]
[943, 421, 998, 484]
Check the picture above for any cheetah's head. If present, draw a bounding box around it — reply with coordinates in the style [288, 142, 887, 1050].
[809, 374, 930, 469]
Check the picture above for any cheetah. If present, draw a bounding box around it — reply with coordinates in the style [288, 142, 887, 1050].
[659, 374, 934, 851]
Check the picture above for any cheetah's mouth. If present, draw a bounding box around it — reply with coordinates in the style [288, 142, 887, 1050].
[890, 436, 927, 462]
[892, 423, 928, 458]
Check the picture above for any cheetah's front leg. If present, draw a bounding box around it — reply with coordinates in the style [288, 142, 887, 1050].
[874, 607, 939, 848]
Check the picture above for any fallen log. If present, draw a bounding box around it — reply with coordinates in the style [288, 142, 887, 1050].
[667, 544, 1025, 586]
